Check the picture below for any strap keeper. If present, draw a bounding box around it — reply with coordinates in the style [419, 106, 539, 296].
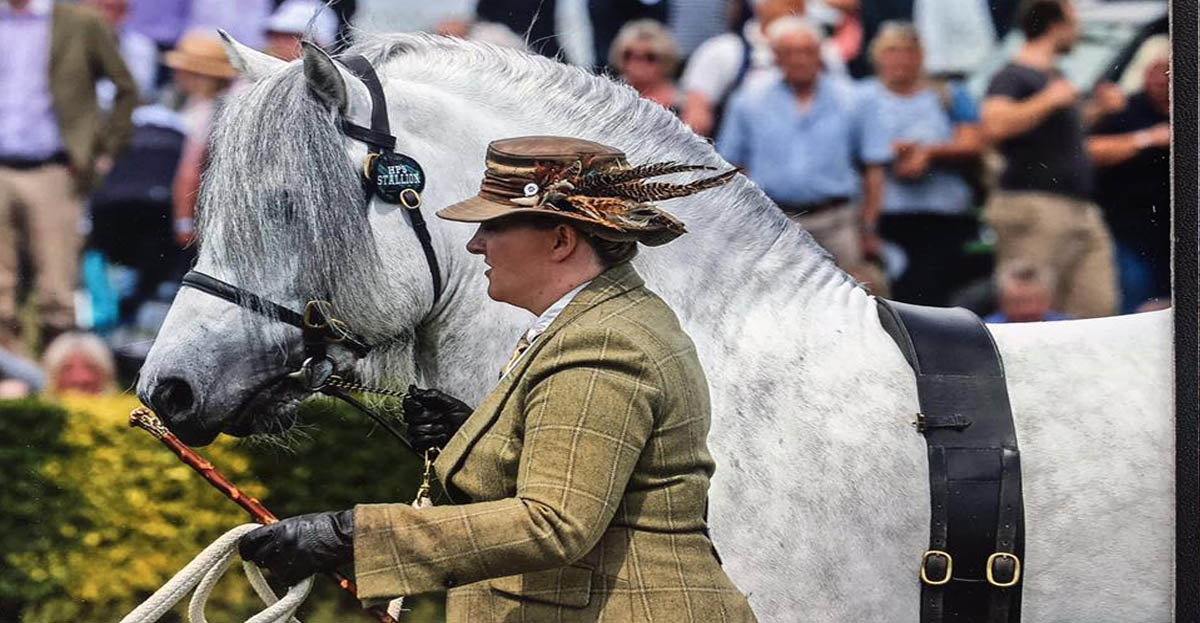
[911, 413, 972, 434]
[986, 552, 1021, 587]
[920, 550, 953, 586]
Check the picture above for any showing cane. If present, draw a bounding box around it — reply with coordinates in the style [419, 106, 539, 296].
[129, 407, 399, 623]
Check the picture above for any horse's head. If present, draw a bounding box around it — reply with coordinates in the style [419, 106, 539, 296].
[137, 36, 465, 445]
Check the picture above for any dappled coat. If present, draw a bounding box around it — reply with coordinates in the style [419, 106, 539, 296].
[353, 262, 757, 622]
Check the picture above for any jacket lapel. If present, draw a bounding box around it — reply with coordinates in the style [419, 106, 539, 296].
[434, 262, 646, 492]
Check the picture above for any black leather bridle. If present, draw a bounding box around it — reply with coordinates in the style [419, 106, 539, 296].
[177, 54, 440, 452]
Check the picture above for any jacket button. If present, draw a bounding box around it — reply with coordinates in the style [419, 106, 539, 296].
[444, 575, 457, 588]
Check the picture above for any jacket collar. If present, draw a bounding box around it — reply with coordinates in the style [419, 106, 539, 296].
[433, 261, 645, 496]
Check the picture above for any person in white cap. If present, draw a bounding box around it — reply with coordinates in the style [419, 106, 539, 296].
[264, 0, 339, 61]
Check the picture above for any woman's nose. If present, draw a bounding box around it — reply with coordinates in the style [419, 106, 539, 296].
[466, 230, 485, 254]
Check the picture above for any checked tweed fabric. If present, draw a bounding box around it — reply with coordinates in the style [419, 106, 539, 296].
[354, 262, 756, 622]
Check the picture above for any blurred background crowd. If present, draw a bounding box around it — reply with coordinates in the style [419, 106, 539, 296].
[0, 0, 1175, 401]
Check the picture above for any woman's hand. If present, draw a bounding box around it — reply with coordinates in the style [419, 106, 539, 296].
[238, 510, 354, 586]
[404, 386, 473, 452]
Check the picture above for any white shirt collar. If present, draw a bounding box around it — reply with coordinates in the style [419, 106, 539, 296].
[525, 280, 592, 344]
[500, 280, 592, 379]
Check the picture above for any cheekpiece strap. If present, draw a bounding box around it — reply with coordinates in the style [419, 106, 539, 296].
[335, 53, 444, 306]
[338, 54, 394, 154]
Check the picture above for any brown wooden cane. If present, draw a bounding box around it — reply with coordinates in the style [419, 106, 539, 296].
[129, 407, 399, 623]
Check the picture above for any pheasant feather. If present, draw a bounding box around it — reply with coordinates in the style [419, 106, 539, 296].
[603, 168, 740, 202]
[574, 162, 718, 191]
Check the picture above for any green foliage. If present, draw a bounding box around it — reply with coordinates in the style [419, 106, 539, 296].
[2, 395, 267, 623]
[0, 395, 444, 623]
[0, 399, 75, 619]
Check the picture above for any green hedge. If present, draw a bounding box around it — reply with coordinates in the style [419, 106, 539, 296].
[0, 399, 74, 621]
[0, 395, 443, 623]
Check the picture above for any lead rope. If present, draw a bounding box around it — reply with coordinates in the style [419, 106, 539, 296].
[324, 376, 409, 399]
[120, 524, 314, 623]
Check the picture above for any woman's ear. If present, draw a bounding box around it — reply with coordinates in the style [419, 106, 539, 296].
[550, 224, 580, 262]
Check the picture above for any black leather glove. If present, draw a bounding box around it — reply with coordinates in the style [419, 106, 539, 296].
[238, 510, 354, 586]
[404, 385, 472, 452]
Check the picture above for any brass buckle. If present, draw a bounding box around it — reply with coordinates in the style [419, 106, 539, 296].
[920, 550, 952, 585]
[986, 552, 1021, 587]
[302, 300, 331, 330]
[361, 153, 378, 181]
[399, 188, 422, 209]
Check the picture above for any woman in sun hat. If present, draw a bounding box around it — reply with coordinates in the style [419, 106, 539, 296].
[238, 136, 758, 621]
[164, 30, 236, 248]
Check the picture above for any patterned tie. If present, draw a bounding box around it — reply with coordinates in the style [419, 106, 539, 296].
[500, 334, 532, 379]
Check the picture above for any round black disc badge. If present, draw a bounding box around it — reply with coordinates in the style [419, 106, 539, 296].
[369, 152, 426, 208]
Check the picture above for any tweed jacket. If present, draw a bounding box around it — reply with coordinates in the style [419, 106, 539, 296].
[354, 262, 756, 622]
[49, 2, 137, 187]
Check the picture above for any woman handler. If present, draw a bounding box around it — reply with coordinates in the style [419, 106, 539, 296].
[239, 136, 756, 621]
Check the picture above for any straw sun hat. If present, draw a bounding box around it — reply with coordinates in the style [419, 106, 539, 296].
[438, 136, 737, 247]
[164, 31, 237, 80]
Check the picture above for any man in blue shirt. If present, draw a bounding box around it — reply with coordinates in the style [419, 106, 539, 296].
[717, 16, 890, 271]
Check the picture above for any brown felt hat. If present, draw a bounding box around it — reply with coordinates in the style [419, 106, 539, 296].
[438, 136, 737, 247]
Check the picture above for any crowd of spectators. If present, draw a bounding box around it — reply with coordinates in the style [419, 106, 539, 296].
[0, 0, 1175, 399]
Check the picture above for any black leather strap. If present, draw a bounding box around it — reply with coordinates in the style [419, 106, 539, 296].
[181, 271, 371, 358]
[339, 120, 396, 151]
[402, 202, 444, 301]
[181, 271, 306, 328]
[877, 299, 1024, 623]
[337, 54, 444, 305]
[338, 55, 393, 153]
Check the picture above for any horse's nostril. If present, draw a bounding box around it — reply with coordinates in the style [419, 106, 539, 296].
[151, 377, 195, 417]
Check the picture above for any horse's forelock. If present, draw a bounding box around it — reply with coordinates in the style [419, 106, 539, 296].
[198, 64, 412, 336]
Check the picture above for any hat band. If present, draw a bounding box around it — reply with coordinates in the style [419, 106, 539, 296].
[477, 168, 534, 203]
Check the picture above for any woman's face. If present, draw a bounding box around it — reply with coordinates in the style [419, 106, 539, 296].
[173, 69, 226, 99]
[266, 31, 304, 61]
[55, 352, 107, 395]
[466, 218, 559, 311]
[620, 41, 668, 90]
[876, 40, 922, 89]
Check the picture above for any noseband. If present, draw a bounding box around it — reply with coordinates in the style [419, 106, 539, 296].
[177, 54, 440, 451]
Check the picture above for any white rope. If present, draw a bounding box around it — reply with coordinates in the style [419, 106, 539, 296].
[120, 524, 313, 623]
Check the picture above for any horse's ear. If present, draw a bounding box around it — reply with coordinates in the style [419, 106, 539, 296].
[302, 40, 348, 113]
[217, 30, 284, 81]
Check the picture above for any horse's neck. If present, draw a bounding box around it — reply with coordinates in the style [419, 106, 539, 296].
[410, 212, 875, 403]
[372, 51, 877, 397]
[640, 222, 878, 371]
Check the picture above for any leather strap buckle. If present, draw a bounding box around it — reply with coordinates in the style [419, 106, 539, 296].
[399, 188, 422, 209]
[920, 550, 953, 585]
[986, 552, 1021, 587]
